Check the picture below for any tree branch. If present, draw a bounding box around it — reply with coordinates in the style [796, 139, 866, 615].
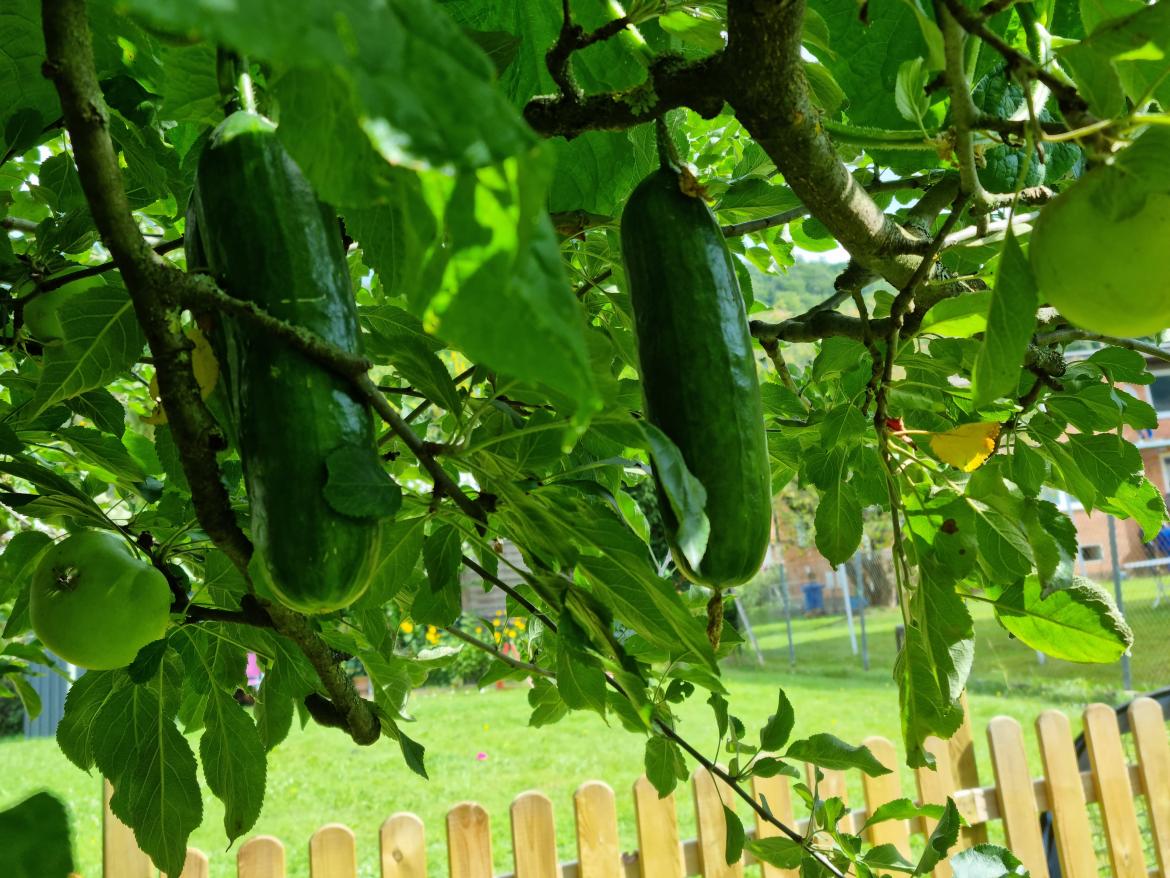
[443, 624, 549, 678]
[1035, 330, 1170, 364]
[1, 216, 39, 234]
[41, 0, 252, 573]
[524, 53, 726, 139]
[42, 0, 383, 746]
[25, 237, 185, 299]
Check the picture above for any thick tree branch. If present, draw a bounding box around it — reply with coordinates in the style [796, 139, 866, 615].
[524, 53, 726, 138]
[720, 0, 927, 287]
[1, 216, 40, 234]
[41, 0, 252, 573]
[42, 0, 382, 746]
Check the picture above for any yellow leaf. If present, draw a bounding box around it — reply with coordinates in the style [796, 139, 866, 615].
[140, 327, 219, 426]
[929, 422, 1001, 472]
[187, 325, 219, 398]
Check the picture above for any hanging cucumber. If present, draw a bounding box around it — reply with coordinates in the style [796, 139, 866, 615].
[621, 140, 771, 588]
[189, 111, 380, 613]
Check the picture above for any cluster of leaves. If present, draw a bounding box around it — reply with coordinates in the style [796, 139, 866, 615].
[1, 0, 1166, 875]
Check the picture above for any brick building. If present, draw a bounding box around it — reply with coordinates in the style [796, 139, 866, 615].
[1060, 351, 1170, 578]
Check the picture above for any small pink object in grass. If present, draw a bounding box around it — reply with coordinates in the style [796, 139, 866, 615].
[476, 751, 488, 761]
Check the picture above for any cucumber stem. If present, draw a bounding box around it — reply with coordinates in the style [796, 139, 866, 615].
[655, 116, 682, 172]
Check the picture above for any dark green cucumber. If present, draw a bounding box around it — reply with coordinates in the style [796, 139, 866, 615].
[190, 111, 379, 613]
[621, 167, 771, 587]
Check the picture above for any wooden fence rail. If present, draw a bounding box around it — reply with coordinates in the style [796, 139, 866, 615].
[101, 698, 1170, 878]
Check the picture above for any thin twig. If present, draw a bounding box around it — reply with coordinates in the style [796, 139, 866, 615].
[1035, 330, 1170, 364]
[443, 625, 550, 678]
[461, 553, 556, 630]
[20, 237, 185, 301]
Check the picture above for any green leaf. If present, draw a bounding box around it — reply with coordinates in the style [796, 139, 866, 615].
[760, 688, 796, 752]
[556, 644, 607, 717]
[644, 734, 688, 797]
[528, 677, 569, 728]
[746, 837, 804, 870]
[814, 479, 862, 566]
[414, 523, 463, 627]
[640, 423, 709, 572]
[28, 283, 146, 418]
[0, 530, 51, 604]
[200, 687, 266, 843]
[723, 805, 746, 865]
[994, 575, 1133, 662]
[57, 426, 145, 482]
[969, 498, 1034, 584]
[785, 733, 891, 776]
[972, 233, 1037, 407]
[90, 667, 203, 877]
[65, 389, 126, 437]
[918, 291, 991, 338]
[323, 447, 403, 519]
[359, 305, 462, 416]
[862, 797, 946, 829]
[357, 515, 427, 608]
[897, 568, 973, 768]
[1065, 433, 1142, 500]
[253, 666, 294, 753]
[56, 670, 127, 770]
[950, 843, 1029, 877]
[0, 792, 75, 878]
[122, 0, 534, 170]
[895, 57, 930, 128]
[425, 156, 601, 424]
[916, 799, 962, 875]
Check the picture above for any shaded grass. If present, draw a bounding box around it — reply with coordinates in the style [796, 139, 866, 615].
[0, 667, 1078, 878]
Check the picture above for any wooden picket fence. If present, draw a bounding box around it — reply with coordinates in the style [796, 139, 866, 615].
[100, 696, 1170, 878]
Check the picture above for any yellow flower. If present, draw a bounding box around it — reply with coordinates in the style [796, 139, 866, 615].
[493, 631, 502, 643]
[514, 619, 526, 630]
[475, 626, 483, 635]
[492, 618, 501, 628]
[400, 620, 414, 634]
[494, 609, 504, 616]
[427, 625, 437, 636]
[505, 628, 516, 638]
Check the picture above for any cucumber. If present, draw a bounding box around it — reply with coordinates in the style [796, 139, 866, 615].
[621, 167, 771, 587]
[189, 111, 379, 613]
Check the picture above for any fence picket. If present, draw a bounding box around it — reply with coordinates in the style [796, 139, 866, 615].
[381, 812, 426, 878]
[309, 824, 358, 878]
[1035, 710, 1096, 878]
[238, 836, 286, 878]
[986, 716, 1049, 878]
[1083, 703, 1146, 878]
[949, 693, 987, 846]
[860, 736, 908, 858]
[175, 849, 209, 878]
[1128, 697, 1170, 876]
[751, 772, 797, 878]
[511, 791, 562, 878]
[574, 781, 621, 878]
[102, 779, 154, 878]
[632, 776, 684, 878]
[447, 803, 493, 878]
[692, 767, 744, 878]
[914, 736, 956, 878]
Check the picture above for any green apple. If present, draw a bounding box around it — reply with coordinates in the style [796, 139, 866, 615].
[30, 530, 172, 670]
[1031, 163, 1170, 338]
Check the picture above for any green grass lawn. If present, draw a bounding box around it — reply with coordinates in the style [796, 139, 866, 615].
[0, 665, 1089, 878]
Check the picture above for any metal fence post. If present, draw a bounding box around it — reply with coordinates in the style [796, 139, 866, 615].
[853, 552, 869, 671]
[778, 562, 796, 666]
[1107, 515, 1132, 690]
